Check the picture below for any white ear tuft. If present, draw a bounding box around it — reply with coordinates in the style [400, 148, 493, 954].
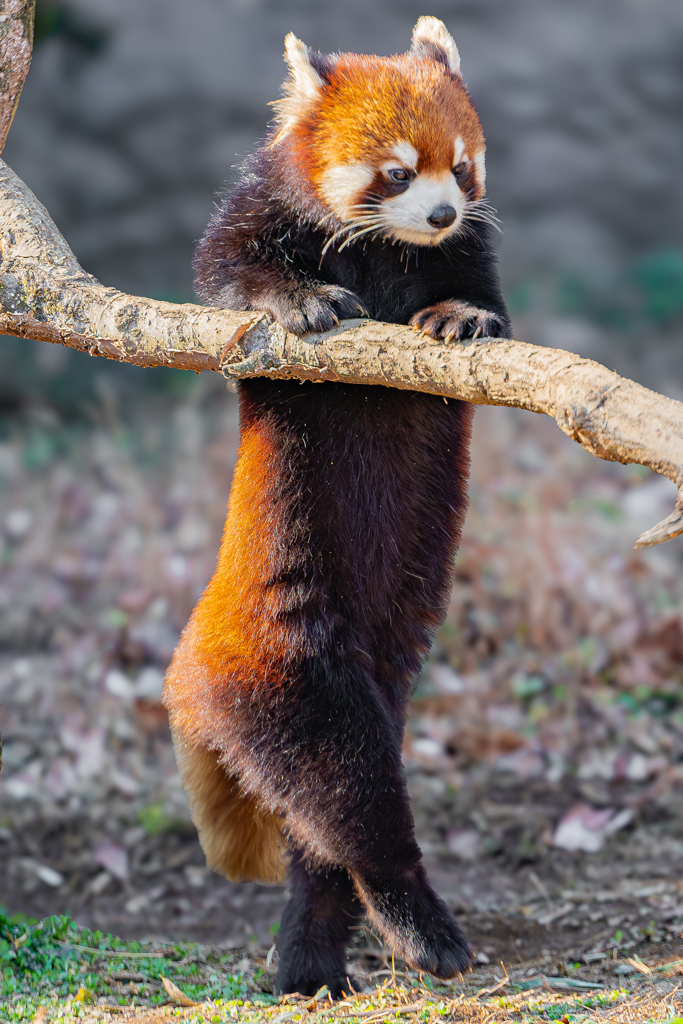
[411, 16, 460, 75]
[271, 33, 324, 141]
[283, 32, 324, 105]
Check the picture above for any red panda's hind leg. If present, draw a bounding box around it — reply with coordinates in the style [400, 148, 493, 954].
[276, 850, 363, 999]
[232, 660, 472, 981]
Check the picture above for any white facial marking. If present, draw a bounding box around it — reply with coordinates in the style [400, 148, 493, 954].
[381, 169, 467, 246]
[391, 141, 418, 168]
[411, 16, 461, 75]
[320, 163, 375, 220]
[473, 150, 486, 191]
[454, 137, 466, 165]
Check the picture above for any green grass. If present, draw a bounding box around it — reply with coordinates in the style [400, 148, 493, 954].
[0, 910, 678, 1023]
[0, 909, 246, 1020]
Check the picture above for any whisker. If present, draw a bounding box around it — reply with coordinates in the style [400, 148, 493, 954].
[338, 221, 386, 251]
[351, 192, 385, 206]
[347, 212, 382, 221]
[461, 206, 503, 234]
[320, 227, 351, 258]
[320, 216, 385, 258]
[463, 198, 502, 232]
[464, 194, 500, 212]
[465, 204, 501, 221]
[464, 210, 502, 224]
[452, 222, 480, 245]
[337, 222, 386, 250]
[464, 218, 502, 235]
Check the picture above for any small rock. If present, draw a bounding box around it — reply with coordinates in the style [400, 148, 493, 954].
[553, 804, 632, 853]
[104, 669, 135, 700]
[446, 827, 481, 861]
[5, 508, 33, 539]
[412, 737, 445, 759]
[94, 838, 129, 881]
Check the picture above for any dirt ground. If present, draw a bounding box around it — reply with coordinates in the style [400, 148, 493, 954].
[1, 368, 683, 974]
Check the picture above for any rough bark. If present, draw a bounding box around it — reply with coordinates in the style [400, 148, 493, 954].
[0, 0, 33, 155]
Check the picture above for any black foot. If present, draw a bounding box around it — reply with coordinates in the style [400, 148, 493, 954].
[275, 852, 364, 998]
[354, 865, 472, 979]
[276, 965, 359, 1001]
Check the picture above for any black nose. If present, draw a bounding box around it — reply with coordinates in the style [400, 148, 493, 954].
[427, 205, 457, 229]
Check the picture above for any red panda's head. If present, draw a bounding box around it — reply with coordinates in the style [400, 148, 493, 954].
[272, 17, 491, 248]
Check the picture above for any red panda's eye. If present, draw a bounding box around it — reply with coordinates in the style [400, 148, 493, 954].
[453, 162, 467, 177]
[388, 168, 410, 183]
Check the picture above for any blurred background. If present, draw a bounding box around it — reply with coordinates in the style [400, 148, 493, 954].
[1, 0, 683, 974]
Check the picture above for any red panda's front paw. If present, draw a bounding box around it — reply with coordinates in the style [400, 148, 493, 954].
[271, 284, 366, 335]
[410, 300, 507, 342]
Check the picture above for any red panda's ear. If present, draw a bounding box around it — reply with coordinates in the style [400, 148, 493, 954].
[283, 33, 324, 98]
[271, 33, 324, 139]
[410, 16, 461, 76]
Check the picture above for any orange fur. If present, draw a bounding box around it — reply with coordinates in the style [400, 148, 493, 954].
[279, 54, 485, 201]
[174, 741, 288, 883]
[167, 423, 286, 716]
[164, 417, 293, 882]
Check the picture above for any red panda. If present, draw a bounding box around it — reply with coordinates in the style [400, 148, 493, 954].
[163, 17, 511, 998]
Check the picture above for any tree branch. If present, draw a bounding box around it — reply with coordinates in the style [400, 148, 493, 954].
[0, 0, 33, 155]
[0, 3, 681, 549]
